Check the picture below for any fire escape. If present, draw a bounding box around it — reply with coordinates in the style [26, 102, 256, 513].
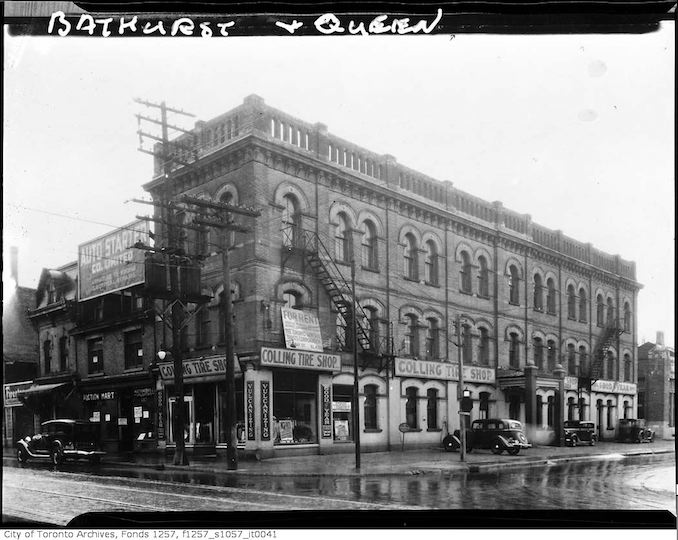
[579, 318, 624, 393]
[282, 226, 393, 371]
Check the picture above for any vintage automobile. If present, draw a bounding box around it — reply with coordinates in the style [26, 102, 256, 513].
[443, 418, 531, 455]
[16, 419, 105, 465]
[616, 418, 655, 443]
[564, 420, 598, 446]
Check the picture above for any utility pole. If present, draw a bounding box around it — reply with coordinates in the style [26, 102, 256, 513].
[350, 258, 361, 470]
[135, 98, 196, 466]
[456, 314, 468, 462]
[188, 195, 260, 471]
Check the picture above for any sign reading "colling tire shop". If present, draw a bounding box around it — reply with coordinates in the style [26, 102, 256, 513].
[395, 358, 495, 383]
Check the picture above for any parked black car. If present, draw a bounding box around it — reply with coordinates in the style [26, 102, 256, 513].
[443, 418, 531, 455]
[616, 418, 655, 443]
[16, 419, 105, 465]
[564, 420, 598, 446]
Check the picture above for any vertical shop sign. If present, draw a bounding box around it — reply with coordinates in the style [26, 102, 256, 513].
[246, 381, 255, 441]
[321, 385, 332, 438]
[260, 381, 270, 440]
[156, 388, 165, 440]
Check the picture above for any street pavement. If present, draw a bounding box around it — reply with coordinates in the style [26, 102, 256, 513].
[97, 439, 675, 477]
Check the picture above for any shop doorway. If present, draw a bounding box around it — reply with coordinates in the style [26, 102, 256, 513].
[168, 396, 194, 444]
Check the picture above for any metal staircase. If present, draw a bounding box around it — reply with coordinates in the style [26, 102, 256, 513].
[285, 226, 391, 370]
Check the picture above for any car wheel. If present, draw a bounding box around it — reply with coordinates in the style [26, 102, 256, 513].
[17, 447, 28, 464]
[589, 436, 596, 446]
[50, 446, 64, 466]
[507, 447, 520, 456]
[570, 435, 579, 447]
[491, 441, 503, 455]
[442, 435, 457, 453]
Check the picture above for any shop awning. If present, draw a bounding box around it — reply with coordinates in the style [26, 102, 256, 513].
[16, 382, 70, 398]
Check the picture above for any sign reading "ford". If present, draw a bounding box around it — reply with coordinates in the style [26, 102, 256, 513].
[395, 358, 495, 383]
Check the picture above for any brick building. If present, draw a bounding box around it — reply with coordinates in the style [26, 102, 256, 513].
[141, 95, 642, 458]
[3, 247, 38, 446]
[637, 332, 675, 439]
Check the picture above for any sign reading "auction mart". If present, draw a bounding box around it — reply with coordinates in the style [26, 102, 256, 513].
[395, 358, 495, 383]
[260, 347, 341, 372]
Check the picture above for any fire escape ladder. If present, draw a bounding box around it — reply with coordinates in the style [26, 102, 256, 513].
[298, 229, 380, 364]
[584, 319, 624, 388]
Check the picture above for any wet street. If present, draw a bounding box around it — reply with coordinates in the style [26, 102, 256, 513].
[3, 453, 675, 525]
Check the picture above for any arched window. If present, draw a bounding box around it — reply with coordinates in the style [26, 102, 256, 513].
[478, 256, 490, 297]
[282, 290, 301, 308]
[403, 234, 418, 280]
[546, 339, 556, 372]
[362, 220, 378, 269]
[405, 387, 418, 429]
[426, 389, 438, 430]
[596, 294, 605, 326]
[606, 297, 615, 326]
[567, 343, 577, 376]
[623, 353, 632, 382]
[404, 314, 419, 357]
[579, 346, 588, 376]
[567, 397, 576, 421]
[365, 307, 380, 352]
[533, 337, 544, 371]
[335, 212, 351, 263]
[546, 278, 557, 315]
[547, 396, 555, 427]
[281, 194, 300, 247]
[508, 265, 520, 305]
[606, 350, 615, 380]
[462, 324, 473, 364]
[533, 274, 544, 311]
[364, 385, 378, 429]
[536, 395, 544, 426]
[579, 288, 588, 322]
[623, 400, 631, 420]
[459, 251, 472, 293]
[567, 285, 576, 320]
[623, 302, 631, 332]
[425, 241, 439, 286]
[509, 332, 520, 368]
[425, 318, 440, 360]
[478, 327, 490, 366]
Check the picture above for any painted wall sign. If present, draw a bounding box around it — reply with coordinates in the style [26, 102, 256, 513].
[280, 307, 323, 352]
[82, 391, 117, 401]
[394, 358, 495, 383]
[591, 380, 637, 394]
[260, 347, 340, 372]
[246, 380, 255, 441]
[158, 356, 238, 380]
[321, 385, 332, 438]
[78, 220, 150, 301]
[564, 377, 579, 391]
[3, 381, 33, 407]
[260, 381, 270, 440]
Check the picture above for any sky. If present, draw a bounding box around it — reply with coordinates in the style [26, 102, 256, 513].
[3, 22, 675, 346]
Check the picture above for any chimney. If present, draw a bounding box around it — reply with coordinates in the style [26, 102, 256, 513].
[10, 246, 18, 285]
[656, 331, 664, 346]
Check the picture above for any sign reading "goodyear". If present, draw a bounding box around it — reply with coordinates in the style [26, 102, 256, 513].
[260, 347, 340, 372]
[395, 358, 495, 383]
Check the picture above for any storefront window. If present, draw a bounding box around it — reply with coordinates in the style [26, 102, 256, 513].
[536, 395, 543, 426]
[567, 397, 576, 421]
[479, 392, 490, 420]
[405, 387, 418, 429]
[547, 396, 555, 427]
[273, 371, 317, 445]
[332, 384, 353, 441]
[426, 389, 438, 430]
[509, 395, 520, 421]
[168, 394, 193, 444]
[218, 378, 244, 444]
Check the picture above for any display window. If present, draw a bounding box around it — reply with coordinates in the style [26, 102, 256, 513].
[332, 384, 353, 441]
[168, 394, 194, 444]
[217, 378, 244, 444]
[273, 370, 317, 445]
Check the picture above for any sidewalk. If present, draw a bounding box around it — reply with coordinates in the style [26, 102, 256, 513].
[97, 439, 675, 477]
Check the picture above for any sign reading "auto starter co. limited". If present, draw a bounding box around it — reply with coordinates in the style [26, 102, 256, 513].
[260, 347, 340, 372]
